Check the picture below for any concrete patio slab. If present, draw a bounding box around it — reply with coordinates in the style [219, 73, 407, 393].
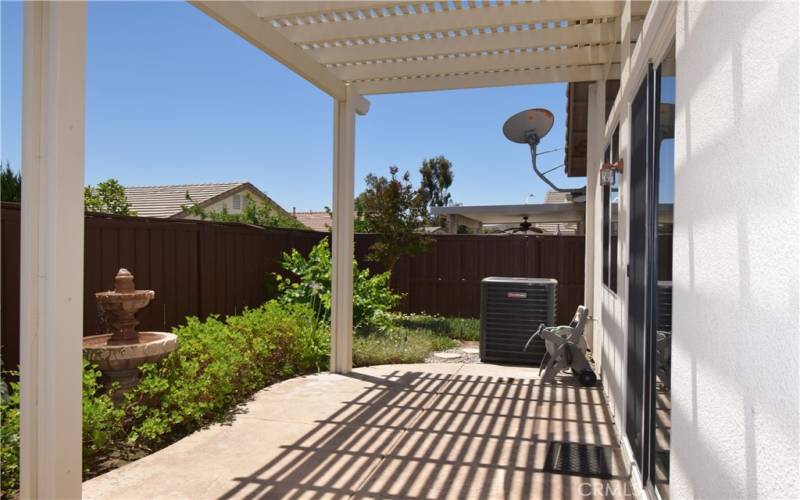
[83, 363, 631, 499]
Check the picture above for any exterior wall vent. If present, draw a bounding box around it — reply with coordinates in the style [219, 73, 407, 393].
[480, 277, 557, 364]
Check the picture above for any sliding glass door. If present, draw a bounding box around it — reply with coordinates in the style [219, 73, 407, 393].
[653, 44, 676, 500]
[626, 65, 651, 474]
[626, 43, 675, 499]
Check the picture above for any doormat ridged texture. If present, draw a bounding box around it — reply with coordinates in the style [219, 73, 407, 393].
[542, 441, 613, 479]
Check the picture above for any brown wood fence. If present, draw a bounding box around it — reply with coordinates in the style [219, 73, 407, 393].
[1, 202, 585, 370]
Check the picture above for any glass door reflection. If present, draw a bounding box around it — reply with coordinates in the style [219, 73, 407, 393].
[654, 43, 675, 500]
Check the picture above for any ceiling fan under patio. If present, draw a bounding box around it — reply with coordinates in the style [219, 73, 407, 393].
[503, 108, 585, 196]
[501, 216, 544, 235]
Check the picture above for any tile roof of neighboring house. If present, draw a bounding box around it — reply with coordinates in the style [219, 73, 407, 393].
[292, 210, 332, 232]
[124, 182, 268, 218]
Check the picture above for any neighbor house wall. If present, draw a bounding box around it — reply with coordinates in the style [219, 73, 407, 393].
[182, 186, 291, 220]
[671, 2, 800, 498]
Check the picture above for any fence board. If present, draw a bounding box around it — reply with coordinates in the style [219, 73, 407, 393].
[1, 202, 587, 370]
[1, 207, 20, 371]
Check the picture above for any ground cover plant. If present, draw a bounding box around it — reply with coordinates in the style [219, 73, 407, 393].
[389, 313, 480, 341]
[353, 313, 479, 366]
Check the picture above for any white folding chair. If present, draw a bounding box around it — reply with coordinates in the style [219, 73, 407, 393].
[524, 305, 596, 386]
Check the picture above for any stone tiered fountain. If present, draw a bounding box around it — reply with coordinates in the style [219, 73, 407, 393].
[83, 269, 178, 395]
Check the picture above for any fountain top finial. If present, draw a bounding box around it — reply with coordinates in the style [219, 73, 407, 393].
[114, 268, 135, 293]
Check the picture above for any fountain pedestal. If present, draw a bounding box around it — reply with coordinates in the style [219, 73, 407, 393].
[83, 269, 178, 398]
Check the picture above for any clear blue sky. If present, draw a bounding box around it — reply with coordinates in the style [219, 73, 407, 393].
[1, 1, 584, 212]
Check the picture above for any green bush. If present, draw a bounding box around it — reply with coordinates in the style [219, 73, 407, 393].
[1, 362, 121, 498]
[1, 376, 20, 497]
[83, 364, 124, 458]
[121, 302, 328, 447]
[275, 239, 401, 333]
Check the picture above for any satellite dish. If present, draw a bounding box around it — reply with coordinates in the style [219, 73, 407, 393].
[503, 107, 583, 194]
[503, 108, 555, 144]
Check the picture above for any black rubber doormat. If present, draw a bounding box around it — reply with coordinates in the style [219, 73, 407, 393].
[542, 441, 613, 479]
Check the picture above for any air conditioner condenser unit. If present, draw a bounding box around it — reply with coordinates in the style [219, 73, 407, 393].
[480, 277, 558, 364]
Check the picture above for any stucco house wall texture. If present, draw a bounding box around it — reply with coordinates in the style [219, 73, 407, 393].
[671, 2, 799, 498]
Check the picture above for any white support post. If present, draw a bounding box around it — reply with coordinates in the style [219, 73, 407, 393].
[331, 85, 367, 374]
[19, 2, 87, 498]
[585, 81, 606, 372]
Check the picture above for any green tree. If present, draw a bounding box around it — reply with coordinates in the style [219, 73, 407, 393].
[84, 179, 135, 215]
[182, 192, 304, 229]
[418, 156, 454, 224]
[1, 162, 21, 202]
[356, 166, 431, 269]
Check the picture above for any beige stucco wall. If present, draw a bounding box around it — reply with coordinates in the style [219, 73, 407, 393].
[670, 2, 799, 498]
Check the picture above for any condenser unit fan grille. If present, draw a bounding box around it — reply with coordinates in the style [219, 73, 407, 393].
[480, 277, 557, 364]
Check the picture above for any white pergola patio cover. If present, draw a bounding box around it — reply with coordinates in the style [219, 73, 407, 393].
[19, 1, 652, 496]
[194, 0, 629, 96]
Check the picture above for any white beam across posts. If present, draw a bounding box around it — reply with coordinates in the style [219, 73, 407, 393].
[19, 2, 87, 498]
[357, 64, 620, 95]
[330, 85, 368, 374]
[331, 44, 618, 82]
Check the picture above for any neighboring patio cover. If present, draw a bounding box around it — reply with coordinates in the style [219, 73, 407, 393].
[433, 202, 585, 225]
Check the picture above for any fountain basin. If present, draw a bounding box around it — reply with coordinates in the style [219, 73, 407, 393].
[83, 331, 178, 392]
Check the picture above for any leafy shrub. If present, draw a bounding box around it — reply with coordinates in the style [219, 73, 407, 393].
[121, 302, 328, 447]
[1, 362, 121, 498]
[83, 364, 124, 458]
[275, 239, 401, 333]
[1, 376, 20, 497]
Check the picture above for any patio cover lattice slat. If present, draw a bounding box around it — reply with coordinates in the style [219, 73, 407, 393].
[192, 0, 630, 96]
[308, 21, 617, 64]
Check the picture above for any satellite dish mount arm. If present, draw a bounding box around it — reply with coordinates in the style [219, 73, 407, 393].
[526, 133, 573, 193]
